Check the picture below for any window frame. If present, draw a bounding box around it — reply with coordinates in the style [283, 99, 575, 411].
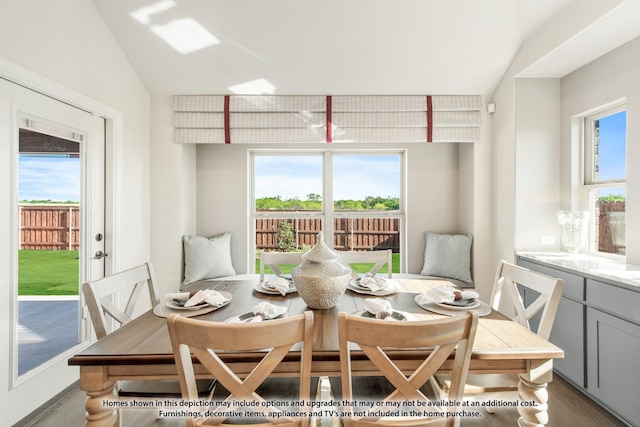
[249, 149, 406, 271]
[580, 103, 626, 256]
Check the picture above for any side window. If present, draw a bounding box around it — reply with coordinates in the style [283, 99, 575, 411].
[583, 107, 626, 255]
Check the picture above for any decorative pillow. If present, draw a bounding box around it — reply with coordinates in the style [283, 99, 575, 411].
[420, 232, 473, 285]
[182, 233, 236, 286]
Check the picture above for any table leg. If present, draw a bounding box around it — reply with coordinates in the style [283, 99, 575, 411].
[80, 366, 120, 427]
[517, 359, 553, 427]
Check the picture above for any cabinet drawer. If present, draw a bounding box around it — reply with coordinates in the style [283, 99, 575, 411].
[587, 279, 640, 323]
[518, 259, 585, 300]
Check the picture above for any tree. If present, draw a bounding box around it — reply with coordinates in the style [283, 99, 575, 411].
[275, 221, 296, 251]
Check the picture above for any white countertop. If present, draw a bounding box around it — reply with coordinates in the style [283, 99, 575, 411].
[517, 251, 640, 288]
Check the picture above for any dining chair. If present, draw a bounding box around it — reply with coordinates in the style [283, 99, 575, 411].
[259, 251, 304, 280]
[167, 311, 314, 427]
[338, 310, 478, 427]
[82, 262, 216, 422]
[430, 260, 564, 411]
[337, 249, 392, 278]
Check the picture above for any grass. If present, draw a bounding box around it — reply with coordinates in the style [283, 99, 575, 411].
[256, 253, 400, 275]
[19, 250, 401, 296]
[18, 250, 79, 296]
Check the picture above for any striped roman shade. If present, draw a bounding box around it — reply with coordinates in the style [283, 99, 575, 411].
[174, 95, 481, 144]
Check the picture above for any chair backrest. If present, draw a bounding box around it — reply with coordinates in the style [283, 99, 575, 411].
[338, 249, 392, 278]
[338, 311, 478, 427]
[82, 262, 159, 339]
[259, 251, 304, 281]
[167, 311, 314, 427]
[489, 260, 564, 340]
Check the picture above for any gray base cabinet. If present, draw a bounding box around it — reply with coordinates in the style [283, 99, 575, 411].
[587, 306, 640, 424]
[518, 256, 639, 427]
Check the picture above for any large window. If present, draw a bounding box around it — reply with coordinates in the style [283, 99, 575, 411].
[582, 106, 626, 255]
[251, 151, 404, 272]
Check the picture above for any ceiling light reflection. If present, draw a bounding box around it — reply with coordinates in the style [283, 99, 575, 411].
[150, 18, 220, 54]
[229, 79, 277, 95]
[130, 0, 176, 25]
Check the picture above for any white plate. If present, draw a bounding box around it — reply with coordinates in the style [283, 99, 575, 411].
[347, 281, 398, 296]
[358, 310, 407, 321]
[435, 299, 481, 311]
[154, 291, 233, 318]
[165, 291, 232, 311]
[254, 280, 297, 295]
[225, 311, 288, 323]
[414, 294, 491, 317]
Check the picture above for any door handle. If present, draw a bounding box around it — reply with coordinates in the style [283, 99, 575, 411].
[93, 251, 109, 260]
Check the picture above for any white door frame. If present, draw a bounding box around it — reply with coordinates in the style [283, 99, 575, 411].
[0, 57, 124, 413]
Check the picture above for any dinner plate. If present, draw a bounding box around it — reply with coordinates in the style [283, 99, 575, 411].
[414, 294, 491, 317]
[165, 299, 209, 310]
[435, 298, 481, 310]
[359, 310, 407, 321]
[253, 280, 297, 295]
[153, 291, 233, 318]
[347, 281, 398, 296]
[225, 312, 287, 323]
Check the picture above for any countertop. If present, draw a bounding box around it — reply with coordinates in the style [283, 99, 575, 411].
[516, 251, 640, 288]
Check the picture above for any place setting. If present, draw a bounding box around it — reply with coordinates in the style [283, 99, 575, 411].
[224, 301, 288, 323]
[254, 275, 297, 295]
[352, 297, 415, 321]
[347, 273, 398, 296]
[414, 286, 491, 316]
[153, 289, 232, 318]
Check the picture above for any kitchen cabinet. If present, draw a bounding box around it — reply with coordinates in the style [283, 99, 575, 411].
[517, 255, 639, 426]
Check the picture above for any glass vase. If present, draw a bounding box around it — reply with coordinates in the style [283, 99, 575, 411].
[557, 211, 589, 254]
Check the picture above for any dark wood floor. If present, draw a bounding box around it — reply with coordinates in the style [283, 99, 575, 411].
[26, 375, 627, 427]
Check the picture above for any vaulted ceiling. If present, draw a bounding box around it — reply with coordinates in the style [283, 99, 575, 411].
[92, 0, 639, 96]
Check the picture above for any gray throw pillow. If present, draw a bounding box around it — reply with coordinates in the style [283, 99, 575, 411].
[421, 232, 473, 285]
[182, 233, 236, 286]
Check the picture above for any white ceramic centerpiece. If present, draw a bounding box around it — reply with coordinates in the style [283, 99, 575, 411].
[291, 232, 351, 309]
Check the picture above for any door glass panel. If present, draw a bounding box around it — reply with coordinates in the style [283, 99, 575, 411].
[18, 129, 80, 376]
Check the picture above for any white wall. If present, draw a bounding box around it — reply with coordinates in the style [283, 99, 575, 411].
[0, 0, 150, 424]
[561, 36, 640, 265]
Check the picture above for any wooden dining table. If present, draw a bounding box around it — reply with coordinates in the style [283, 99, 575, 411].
[68, 277, 563, 427]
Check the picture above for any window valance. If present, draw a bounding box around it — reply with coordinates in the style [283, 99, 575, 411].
[174, 95, 481, 144]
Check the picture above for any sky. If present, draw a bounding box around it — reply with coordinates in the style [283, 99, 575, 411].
[254, 154, 401, 201]
[596, 110, 626, 197]
[19, 155, 80, 202]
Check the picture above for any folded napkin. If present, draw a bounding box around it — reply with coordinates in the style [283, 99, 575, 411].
[228, 302, 288, 323]
[264, 277, 290, 295]
[166, 291, 193, 301]
[253, 301, 288, 319]
[184, 289, 229, 307]
[418, 286, 479, 305]
[363, 298, 394, 320]
[359, 275, 387, 292]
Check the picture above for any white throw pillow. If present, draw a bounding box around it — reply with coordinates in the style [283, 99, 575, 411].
[420, 232, 473, 285]
[182, 233, 236, 286]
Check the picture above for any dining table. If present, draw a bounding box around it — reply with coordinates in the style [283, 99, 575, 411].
[68, 276, 563, 427]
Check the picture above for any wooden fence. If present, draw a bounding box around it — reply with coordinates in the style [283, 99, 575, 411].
[256, 217, 400, 252]
[20, 205, 80, 250]
[597, 200, 625, 254]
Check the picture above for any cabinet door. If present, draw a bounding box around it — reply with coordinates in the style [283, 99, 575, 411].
[587, 307, 640, 425]
[550, 297, 584, 386]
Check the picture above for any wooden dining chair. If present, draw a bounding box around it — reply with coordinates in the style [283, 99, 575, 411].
[430, 260, 564, 411]
[338, 310, 478, 427]
[82, 262, 216, 422]
[338, 249, 392, 278]
[167, 311, 314, 427]
[259, 251, 304, 280]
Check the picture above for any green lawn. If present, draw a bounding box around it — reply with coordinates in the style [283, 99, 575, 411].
[257, 253, 400, 275]
[19, 250, 79, 296]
